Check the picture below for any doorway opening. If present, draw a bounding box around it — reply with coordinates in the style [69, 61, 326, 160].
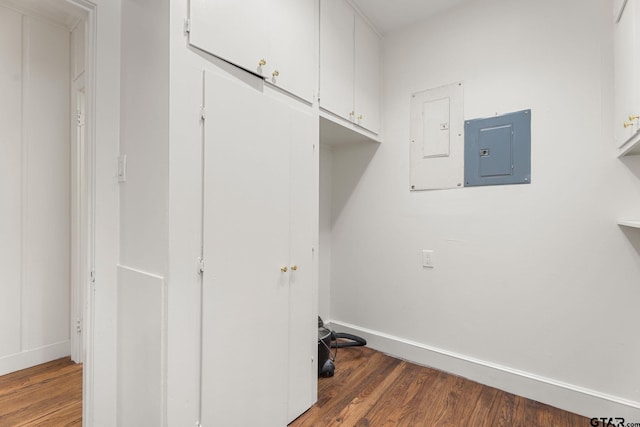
[0, 0, 95, 423]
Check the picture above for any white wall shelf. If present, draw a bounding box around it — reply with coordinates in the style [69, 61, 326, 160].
[618, 219, 640, 228]
[618, 132, 640, 157]
[319, 110, 381, 146]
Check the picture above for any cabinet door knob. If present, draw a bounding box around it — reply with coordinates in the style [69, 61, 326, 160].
[358, 114, 363, 120]
[630, 115, 640, 121]
[258, 59, 267, 66]
[349, 111, 355, 117]
[272, 70, 280, 77]
[281, 266, 288, 273]
[624, 121, 635, 128]
[290, 265, 298, 271]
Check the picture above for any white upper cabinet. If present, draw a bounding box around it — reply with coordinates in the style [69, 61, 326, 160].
[320, 0, 381, 134]
[319, 0, 354, 120]
[354, 13, 380, 134]
[189, 0, 317, 102]
[614, 0, 640, 151]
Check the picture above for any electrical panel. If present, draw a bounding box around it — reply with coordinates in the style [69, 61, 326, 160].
[410, 82, 464, 191]
[464, 109, 531, 187]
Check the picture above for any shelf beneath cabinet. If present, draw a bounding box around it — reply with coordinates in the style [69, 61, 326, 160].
[618, 131, 640, 157]
[618, 219, 640, 228]
[319, 110, 381, 146]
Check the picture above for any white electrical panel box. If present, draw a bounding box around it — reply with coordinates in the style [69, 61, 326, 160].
[410, 82, 464, 191]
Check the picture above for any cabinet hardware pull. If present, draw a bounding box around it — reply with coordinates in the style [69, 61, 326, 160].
[272, 70, 280, 77]
[358, 115, 363, 120]
[630, 115, 640, 121]
[258, 59, 267, 66]
[291, 265, 298, 271]
[624, 121, 635, 128]
[281, 266, 288, 273]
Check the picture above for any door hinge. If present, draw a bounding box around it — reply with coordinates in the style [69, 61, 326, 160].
[90, 270, 95, 284]
[76, 318, 82, 334]
[198, 257, 205, 274]
[76, 110, 84, 127]
[200, 106, 206, 121]
[184, 18, 191, 35]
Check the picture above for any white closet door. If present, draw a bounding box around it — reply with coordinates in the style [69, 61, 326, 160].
[319, 0, 355, 120]
[286, 104, 317, 422]
[201, 72, 290, 427]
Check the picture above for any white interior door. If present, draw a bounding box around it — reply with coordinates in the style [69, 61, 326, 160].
[286, 103, 318, 422]
[201, 71, 291, 427]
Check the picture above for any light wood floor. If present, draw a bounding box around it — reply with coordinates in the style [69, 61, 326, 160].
[0, 358, 82, 426]
[0, 350, 592, 426]
[290, 345, 592, 427]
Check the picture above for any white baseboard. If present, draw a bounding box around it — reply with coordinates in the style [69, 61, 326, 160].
[329, 320, 640, 420]
[0, 341, 71, 376]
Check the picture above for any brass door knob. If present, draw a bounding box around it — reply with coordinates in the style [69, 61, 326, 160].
[258, 59, 267, 66]
[272, 70, 280, 77]
[630, 115, 640, 121]
[290, 265, 298, 271]
[358, 115, 363, 120]
[624, 121, 634, 128]
[281, 266, 288, 273]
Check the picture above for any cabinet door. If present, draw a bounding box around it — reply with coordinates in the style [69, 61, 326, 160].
[190, 0, 317, 102]
[286, 105, 318, 422]
[614, 0, 640, 146]
[319, 0, 355, 121]
[190, 0, 268, 77]
[268, 0, 318, 102]
[354, 14, 380, 134]
[202, 71, 290, 427]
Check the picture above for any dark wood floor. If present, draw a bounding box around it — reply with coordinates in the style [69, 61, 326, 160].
[0, 350, 593, 426]
[0, 358, 82, 426]
[291, 345, 592, 427]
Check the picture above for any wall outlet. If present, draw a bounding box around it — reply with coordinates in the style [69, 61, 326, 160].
[422, 250, 434, 268]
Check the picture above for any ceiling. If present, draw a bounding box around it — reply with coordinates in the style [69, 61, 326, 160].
[0, 0, 466, 35]
[351, 0, 469, 35]
[0, 0, 85, 27]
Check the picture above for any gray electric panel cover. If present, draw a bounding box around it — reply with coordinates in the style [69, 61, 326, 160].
[464, 109, 531, 187]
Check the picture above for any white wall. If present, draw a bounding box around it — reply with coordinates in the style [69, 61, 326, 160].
[319, 146, 333, 320]
[0, 6, 71, 375]
[119, 0, 169, 274]
[328, 0, 640, 418]
[87, 0, 121, 424]
[117, 0, 169, 424]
